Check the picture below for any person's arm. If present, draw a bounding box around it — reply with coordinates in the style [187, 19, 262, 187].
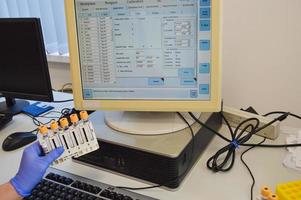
[0, 142, 64, 199]
[0, 182, 22, 200]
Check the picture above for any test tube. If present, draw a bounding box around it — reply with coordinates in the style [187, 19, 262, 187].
[79, 111, 95, 141]
[70, 114, 84, 145]
[59, 118, 75, 149]
[38, 125, 52, 154]
[50, 121, 63, 148]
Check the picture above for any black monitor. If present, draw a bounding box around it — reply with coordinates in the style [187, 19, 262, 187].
[0, 18, 53, 115]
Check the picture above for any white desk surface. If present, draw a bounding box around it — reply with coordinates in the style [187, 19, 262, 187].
[0, 92, 300, 200]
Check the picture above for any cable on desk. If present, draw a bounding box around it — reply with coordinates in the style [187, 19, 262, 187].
[21, 107, 73, 128]
[263, 111, 301, 120]
[38, 110, 63, 119]
[60, 83, 73, 93]
[22, 112, 55, 126]
[189, 111, 293, 172]
[29, 127, 39, 134]
[116, 112, 195, 190]
[190, 109, 300, 200]
[191, 112, 262, 172]
[240, 137, 266, 200]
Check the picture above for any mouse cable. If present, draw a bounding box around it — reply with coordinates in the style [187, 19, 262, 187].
[22, 112, 49, 126]
[22, 112, 60, 127]
[22, 107, 74, 128]
[29, 127, 39, 134]
[52, 99, 73, 103]
[116, 112, 195, 190]
[31, 110, 63, 119]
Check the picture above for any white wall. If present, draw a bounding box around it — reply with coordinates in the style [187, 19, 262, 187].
[222, 0, 301, 128]
[48, 0, 301, 128]
[48, 62, 71, 90]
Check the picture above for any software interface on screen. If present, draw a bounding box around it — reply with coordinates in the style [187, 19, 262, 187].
[75, 0, 212, 100]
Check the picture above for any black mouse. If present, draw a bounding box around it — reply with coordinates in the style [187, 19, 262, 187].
[2, 132, 37, 151]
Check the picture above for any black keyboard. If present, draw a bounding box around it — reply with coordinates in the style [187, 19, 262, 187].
[0, 113, 12, 130]
[23, 168, 159, 200]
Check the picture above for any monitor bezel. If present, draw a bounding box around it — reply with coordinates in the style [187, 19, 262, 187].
[65, 0, 221, 112]
[0, 18, 53, 102]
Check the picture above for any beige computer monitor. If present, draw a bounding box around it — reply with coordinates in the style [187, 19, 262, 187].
[65, 0, 221, 114]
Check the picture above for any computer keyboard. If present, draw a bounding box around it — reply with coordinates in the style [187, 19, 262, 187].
[0, 113, 12, 130]
[23, 168, 159, 200]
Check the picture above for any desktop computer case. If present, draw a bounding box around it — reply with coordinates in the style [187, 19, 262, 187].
[74, 112, 222, 189]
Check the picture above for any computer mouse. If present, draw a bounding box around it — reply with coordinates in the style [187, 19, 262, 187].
[2, 132, 37, 151]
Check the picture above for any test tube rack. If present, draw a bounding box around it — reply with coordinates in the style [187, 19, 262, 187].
[38, 111, 99, 165]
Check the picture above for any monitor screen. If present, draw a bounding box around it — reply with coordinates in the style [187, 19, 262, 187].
[0, 18, 53, 102]
[66, 0, 221, 112]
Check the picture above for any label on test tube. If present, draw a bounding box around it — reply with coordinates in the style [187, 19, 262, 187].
[39, 125, 52, 153]
[79, 122, 94, 141]
[70, 114, 85, 145]
[59, 118, 75, 151]
[79, 111, 95, 141]
[50, 121, 63, 148]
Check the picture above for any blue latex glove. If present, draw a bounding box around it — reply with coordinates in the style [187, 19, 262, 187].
[10, 142, 64, 197]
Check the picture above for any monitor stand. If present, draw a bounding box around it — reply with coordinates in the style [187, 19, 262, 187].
[104, 111, 201, 135]
[0, 97, 29, 115]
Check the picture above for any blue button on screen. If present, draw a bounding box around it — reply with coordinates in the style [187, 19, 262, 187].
[200, 20, 210, 31]
[200, 8, 211, 18]
[179, 68, 195, 78]
[200, 0, 211, 6]
[148, 78, 164, 86]
[200, 40, 210, 51]
[199, 84, 210, 94]
[181, 79, 196, 86]
[199, 63, 210, 73]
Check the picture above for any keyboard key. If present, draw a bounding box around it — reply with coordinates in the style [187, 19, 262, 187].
[100, 189, 110, 198]
[124, 196, 134, 200]
[54, 190, 61, 196]
[67, 188, 77, 195]
[92, 186, 102, 194]
[108, 191, 117, 199]
[46, 172, 74, 185]
[116, 193, 125, 200]
[49, 196, 56, 200]
[42, 193, 51, 199]
[80, 192, 89, 199]
[65, 194, 75, 200]
[88, 195, 97, 200]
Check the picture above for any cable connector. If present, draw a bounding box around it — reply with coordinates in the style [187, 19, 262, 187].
[222, 106, 280, 140]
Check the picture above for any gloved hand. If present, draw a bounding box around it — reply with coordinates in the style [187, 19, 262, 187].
[10, 142, 64, 197]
